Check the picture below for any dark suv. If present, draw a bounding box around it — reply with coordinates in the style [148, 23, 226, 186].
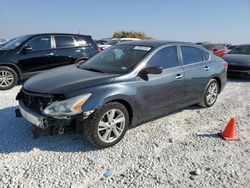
[16, 40, 227, 148]
[0, 33, 99, 90]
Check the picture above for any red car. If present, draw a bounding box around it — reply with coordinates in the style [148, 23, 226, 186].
[201, 43, 229, 57]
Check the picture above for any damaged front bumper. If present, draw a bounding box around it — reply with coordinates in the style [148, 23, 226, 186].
[16, 100, 94, 130]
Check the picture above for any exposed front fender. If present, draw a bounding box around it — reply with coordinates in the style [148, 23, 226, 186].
[82, 84, 136, 112]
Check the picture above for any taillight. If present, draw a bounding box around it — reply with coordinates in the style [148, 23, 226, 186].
[97, 47, 102, 52]
[222, 61, 228, 70]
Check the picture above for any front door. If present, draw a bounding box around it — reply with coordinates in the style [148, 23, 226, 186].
[137, 46, 185, 118]
[18, 35, 56, 73]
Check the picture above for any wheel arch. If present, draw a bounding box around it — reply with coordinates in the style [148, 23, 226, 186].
[0, 62, 21, 79]
[106, 99, 134, 126]
[211, 76, 222, 93]
[74, 57, 90, 64]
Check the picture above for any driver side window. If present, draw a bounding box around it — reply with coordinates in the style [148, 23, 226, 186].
[26, 35, 51, 51]
[147, 46, 179, 69]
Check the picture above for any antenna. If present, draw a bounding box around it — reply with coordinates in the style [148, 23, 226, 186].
[78, 29, 81, 34]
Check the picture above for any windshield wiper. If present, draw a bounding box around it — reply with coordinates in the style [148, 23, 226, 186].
[81, 67, 104, 73]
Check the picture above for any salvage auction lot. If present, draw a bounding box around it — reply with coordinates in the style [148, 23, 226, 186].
[0, 79, 249, 187]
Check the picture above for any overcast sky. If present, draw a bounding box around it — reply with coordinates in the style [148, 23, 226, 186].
[1, 0, 250, 44]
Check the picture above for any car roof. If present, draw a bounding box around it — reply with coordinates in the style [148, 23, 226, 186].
[119, 38, 141, 41]
[117, 40, 198, 48]
[23, 33, 91, 38]
[237, 44, 250, 46]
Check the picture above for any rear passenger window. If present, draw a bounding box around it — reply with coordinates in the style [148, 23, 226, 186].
[147, 46, 179, 69]
[203, 51, 210, 61]
[181, 46, 203, 65]
[55, 36, 75, 48]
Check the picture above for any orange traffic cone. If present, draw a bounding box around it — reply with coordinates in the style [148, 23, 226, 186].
[219, 117, 239, 141]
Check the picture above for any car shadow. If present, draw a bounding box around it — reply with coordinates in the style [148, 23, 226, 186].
[227, 77, 250, 83]
[0, 106, 96, 154]
[196, 133, 220, 139]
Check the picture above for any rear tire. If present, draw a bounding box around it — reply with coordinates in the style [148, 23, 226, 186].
[0, 66, 18, 90]
[199, 79, 219, 108]
[83, 102, 129, 148]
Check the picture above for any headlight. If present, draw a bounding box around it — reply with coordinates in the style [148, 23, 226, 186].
[43, 93, 92, 117]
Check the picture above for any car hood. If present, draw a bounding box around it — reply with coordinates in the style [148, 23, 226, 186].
[23, 65, 119, 94]
[222, 54, 250, 66]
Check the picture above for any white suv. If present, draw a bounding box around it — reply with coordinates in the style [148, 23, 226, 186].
[99, 38, 141, 50]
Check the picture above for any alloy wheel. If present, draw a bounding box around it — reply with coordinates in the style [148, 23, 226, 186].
[206, 82, 218, 105]
[97, 109, 126, 143]
[0, 70, 14, 88]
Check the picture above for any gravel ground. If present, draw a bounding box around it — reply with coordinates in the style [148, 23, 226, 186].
[0, 79, 250, 188]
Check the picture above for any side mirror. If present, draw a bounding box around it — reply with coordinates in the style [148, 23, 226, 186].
[23, 46, 32, 54]
[140, 66, 162, 75]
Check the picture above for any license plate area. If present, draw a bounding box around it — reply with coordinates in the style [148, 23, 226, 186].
[19, 103, 46, 129]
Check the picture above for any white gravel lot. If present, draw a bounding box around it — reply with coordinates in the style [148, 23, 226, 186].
[0, 79, 250, 188]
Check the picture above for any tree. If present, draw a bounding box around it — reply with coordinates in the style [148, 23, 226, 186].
[112, 31, 152, 39]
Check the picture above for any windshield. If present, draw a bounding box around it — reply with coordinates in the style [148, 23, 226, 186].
[106, 40, 119, 45]
[79, 45, 152, 74]
[0, 35, 30, 50]
[229, 45, 250, 55]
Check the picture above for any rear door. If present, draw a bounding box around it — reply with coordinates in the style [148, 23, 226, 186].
[180, 45, 211, 103]
[52, 35, 97, 66]
[52, 35, 77, 66]
[137, 45, 185, 118]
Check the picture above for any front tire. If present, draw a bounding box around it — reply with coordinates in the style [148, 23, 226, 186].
[83, 102, 129, 148]
[199, 79, 219, 108]
[0, 66, 18, 90]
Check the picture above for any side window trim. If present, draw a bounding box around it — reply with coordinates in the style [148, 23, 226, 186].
[177, 45, 183, 66]
[23, 35, 52, 52]
[51, 35, 56, 48]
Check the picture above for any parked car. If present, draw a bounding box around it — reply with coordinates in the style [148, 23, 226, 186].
[16, 40, 227, 148]
[0, 33, 99, 90]
[201, 43, 229, 57]
[0, 38, 16, 47]
[99, 38, 141, 50]
[94, 39, 111, 51]
[222, 44, 250, 78]
[0, 39, 8, 45]
[95, 39, 108, 45]
[196, 42, 204, 45]
[227, 45, 237, 53]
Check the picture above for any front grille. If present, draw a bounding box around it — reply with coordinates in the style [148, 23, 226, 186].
[18, 89, 54, 113]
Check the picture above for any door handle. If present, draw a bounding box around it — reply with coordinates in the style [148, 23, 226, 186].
[204, 66, 210, 71]
[175, 74, 183, 80]
[46, 52, 54, 56]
